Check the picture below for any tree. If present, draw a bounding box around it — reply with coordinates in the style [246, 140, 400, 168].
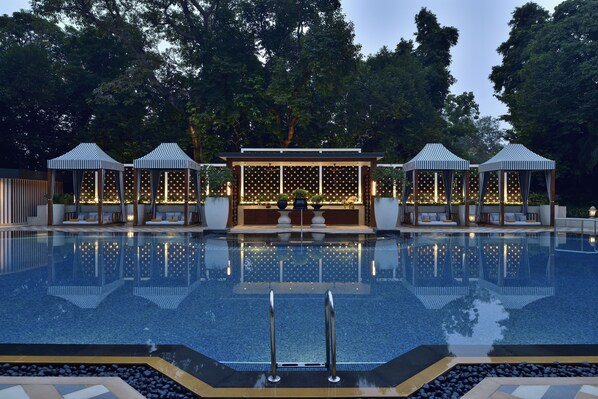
[415, 8, 459, 110]
[490, 0, 598, 204]
[243, 0, 360, 147]
[0, 12, 73, 169]
[454, 116, 506, 163]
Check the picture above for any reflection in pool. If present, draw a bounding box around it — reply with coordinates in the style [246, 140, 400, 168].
[0, 231, 596, 369]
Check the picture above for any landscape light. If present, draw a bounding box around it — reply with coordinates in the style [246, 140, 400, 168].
[589, 206, 596, 218]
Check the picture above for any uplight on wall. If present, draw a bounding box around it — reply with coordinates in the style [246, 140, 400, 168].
[371, 181, 377, 196]
[589, 206, 596, 218]
[226, 183, 232, 196]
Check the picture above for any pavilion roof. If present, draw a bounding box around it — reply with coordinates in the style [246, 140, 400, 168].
[478, 144, 555, 172]
[403, 144, 469, 172]
[47, 143, 124, 171]
[134, 143, 200, 170]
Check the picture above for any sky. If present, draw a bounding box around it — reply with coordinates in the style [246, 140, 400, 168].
[1, 0, 563, 121]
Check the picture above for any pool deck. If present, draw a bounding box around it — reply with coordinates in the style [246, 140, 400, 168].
[0, 223, 573, 235]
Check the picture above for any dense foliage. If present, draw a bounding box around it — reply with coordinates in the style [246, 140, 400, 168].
[491, 0, 598, 204]
[2, 1, 504, 167]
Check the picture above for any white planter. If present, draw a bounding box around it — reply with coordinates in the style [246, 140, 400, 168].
[374, 198, 398, 230]
[539, 205, 555, 225]
[205, 197, 229, 230]
[51, 204, 65, 225]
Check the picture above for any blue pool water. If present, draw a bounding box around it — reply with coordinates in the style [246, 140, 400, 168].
[0, 231, 597, 370]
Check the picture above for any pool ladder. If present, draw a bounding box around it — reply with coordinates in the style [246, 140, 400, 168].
[267, 289, 340, 384]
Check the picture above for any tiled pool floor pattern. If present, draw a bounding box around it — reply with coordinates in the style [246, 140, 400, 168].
[0, 377, 144, 399]
[463, 378, 598, 399]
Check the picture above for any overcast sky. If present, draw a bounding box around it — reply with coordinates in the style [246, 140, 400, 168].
[2, 0, 563, 121]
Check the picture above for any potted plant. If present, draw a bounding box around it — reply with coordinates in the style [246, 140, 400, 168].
[50, 193, 67, 225]
[529, 192, 550, 225]
[310, 194, 324, 210]
[277, 193, 289, 210]
[204, 166, 233, 230]
[373, 167, 404, 230]
[292, 189, 309, 210]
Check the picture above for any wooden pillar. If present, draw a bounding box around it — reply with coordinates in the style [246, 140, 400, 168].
[414, 170, 419, 226]
[465, 171, 470, 227]
[550, 169, 556, 226]
[184, 168, 190, 226]
[47, 169, 54, 226]
[133, 168, 139, 226]
[98, 168, 104, 226]
[226, 161, 238, 228]
[499, 170, 504, 226]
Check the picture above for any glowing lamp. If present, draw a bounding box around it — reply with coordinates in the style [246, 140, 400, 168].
[371, 181, 377, 196]
[590, 206, 596, 218]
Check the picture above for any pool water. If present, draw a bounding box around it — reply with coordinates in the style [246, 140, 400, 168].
[0, 231, 597, 370]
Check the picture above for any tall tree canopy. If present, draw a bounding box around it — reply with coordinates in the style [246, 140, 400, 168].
[491, 0, 598, 203]
[1, 2, 484, 175]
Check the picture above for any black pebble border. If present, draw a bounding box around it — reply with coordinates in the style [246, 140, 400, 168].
[0, 363, 200, 399]
[408, 362, 598, 399]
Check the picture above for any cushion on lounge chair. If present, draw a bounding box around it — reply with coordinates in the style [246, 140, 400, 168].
[438, 213, 447, 221]
[156, 212, 165, 220]
[516, 213, 527, 221]
[505, 213, 515, 221]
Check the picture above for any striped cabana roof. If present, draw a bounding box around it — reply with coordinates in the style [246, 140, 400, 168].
[47, 143, 124, 171]
[134, 143, 200, 170]
[403, 143, 469, 171]
[478, 144, 555, 172]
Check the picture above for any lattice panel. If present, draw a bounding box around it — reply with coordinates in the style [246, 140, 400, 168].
[243, 166, 280, 203]
[282, 166, 319, 196]
[481, 172, 522, 204]
[435, 173, 463, 204]
[80, 171, 96, 203]
[322, 166, 358, 203]
[469, 172, 479, 203]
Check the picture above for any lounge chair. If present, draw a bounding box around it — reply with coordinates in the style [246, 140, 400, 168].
[412, 212, 457, 226]
[145, 211, 189, 226]
[488, 212, 541, 226]
[63, 212, 115, 225]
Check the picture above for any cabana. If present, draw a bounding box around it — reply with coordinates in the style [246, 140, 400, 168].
[477, 144, 555, 226]
[133, 143, 201, 226]
[402, 144, 470, 226]
[47, 143, 125, 225]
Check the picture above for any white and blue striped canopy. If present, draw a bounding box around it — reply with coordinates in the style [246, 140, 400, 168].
[47, 143, 124, 171]
[403, 143, 469, 172]
[479, 144, 555, 172]
[133, 143, 200, 170]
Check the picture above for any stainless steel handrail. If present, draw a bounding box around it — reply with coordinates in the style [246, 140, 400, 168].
[267, 290, 280, 383]
[324, 289, 340, 383]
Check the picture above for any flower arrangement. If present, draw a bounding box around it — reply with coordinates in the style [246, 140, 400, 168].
[344, 196, 358, 209]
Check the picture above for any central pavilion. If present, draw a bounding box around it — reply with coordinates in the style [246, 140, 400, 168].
[218, 148, 384, 227]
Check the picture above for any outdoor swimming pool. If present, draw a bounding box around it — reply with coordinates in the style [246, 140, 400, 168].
[0, 231, 596, 371]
